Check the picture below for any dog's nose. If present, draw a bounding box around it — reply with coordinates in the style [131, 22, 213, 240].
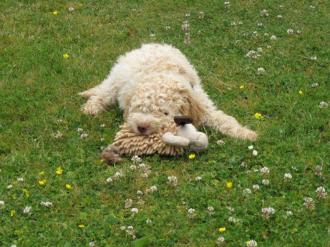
[138, 126, 147, 134]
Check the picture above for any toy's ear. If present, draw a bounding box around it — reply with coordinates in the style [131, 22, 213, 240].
[179, 89, 205, 126]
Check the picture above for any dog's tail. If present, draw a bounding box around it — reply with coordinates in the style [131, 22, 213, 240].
[191, 85, 258, 141]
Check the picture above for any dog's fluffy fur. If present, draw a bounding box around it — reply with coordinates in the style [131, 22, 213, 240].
[80, 43, 257, 141]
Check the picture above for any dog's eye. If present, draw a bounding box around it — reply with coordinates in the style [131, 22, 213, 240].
[164, 112, 169, 116]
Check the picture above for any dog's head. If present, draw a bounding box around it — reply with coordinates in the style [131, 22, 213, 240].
[126, 87, 204, 135]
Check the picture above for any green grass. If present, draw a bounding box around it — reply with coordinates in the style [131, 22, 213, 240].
[0, 0, 329, 246]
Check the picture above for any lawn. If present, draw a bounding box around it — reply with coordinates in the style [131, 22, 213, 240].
[0, 0, 329, 246]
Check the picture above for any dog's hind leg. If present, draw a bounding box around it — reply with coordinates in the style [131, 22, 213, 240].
[192, 85, 258, 141]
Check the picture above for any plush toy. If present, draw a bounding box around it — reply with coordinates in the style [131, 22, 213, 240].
[101, 116, 208, 165]
[162, 116, 208, 152]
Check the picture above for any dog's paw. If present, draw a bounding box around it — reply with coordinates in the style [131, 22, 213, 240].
[79, 88, 98, 98]
[81, 96, 105, 115]
[101, 145, 122, 165]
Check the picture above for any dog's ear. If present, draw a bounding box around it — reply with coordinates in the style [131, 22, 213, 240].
[179, 89, 205, 126]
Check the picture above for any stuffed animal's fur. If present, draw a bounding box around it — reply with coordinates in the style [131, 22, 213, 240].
[101, 122, 185, 165]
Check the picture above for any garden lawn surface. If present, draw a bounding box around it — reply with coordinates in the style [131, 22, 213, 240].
[0, 0, 329, 246]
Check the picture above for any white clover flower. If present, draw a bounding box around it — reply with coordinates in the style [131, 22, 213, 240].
[316, 186, 327, 199]
[198, 11, 205, 19]
[246, 240, 258, 247]
[0, 200, 5, 207]
[284, 173, 292, 181]
[310, 56, 317, 60]
[187, 208, 196, 218]
[246, 50, 260, 59]
[120, 226, 126, 231]
[77, 127, 83, 133]
[138, 163, 146, 169]
[89, 241, 95, 247]
[125, 199, 133, 209]
[141, 171, 151, 178]
[23, 206, 32, 215]
[17, 177, 24, 182]
[149, 33, 156, 38]
[262, 207, 275, 219]
[296, 30, 301, 34]
[257, 67, 265, 75]
[184, 33, 191, 45]
[167, 175, 178, 187]
[146, 185, 158, 193]
[264, 32, 269, 37]
[68, 6, 75, 12]
[238, 21, 243, 25]
[136, 190, 143, 196]
[100, 123, 106, 128]
[287, 28, 294, 34]
[131, 155, 142, 163]
[100, 137, 105, 142]
[260, 167, 270, 175]
[7, 184, 13, 189]
[227, 206, 235, 212]
[257, 22, 263, 27]
[216, 236, 225, 246]
[80, 133, 88, 139]
[10, 245, 17, 247]
[195, 176, 202, 181]
[270, 35, 277, 40]
[53, 130, 63, 139]
[310, 5, 315, 9]
[216, 139, 225, 145]
[40, 201, 53, 207]
[146, 218, 152, 224]
[188, 208, 195, 214]
[286, 210, 293, 216]
[181, 20, 190, 32]
[106, 177, 113, 183]
[303, 197, 315, 210]
[126, 225, 136, 239]
[224, 1, 230, 7]
[252, 184, 260, 191]
[252, 150, 258, 156]
[319, 101, 329, 109]
[262, 179, 270, 185]
[243, 188, 252, 196]
[228, 216, 238, 223]
[207, 206, 214, 212]
[165, 25, 171, 30]
[277, 14, 283, 18]
[131, 208, 139, 214]
[260, 9, 269, 17]
[314, 165, 322, 176]
[113, 171, 124, 179]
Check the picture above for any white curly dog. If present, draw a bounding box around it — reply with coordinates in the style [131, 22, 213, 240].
[80, 43, 257, 141]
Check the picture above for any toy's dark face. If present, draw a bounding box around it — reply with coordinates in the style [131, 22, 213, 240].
[174, 116, 193, 126]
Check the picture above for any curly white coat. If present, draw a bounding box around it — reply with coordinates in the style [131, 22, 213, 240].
[80, 43, 257, 140]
